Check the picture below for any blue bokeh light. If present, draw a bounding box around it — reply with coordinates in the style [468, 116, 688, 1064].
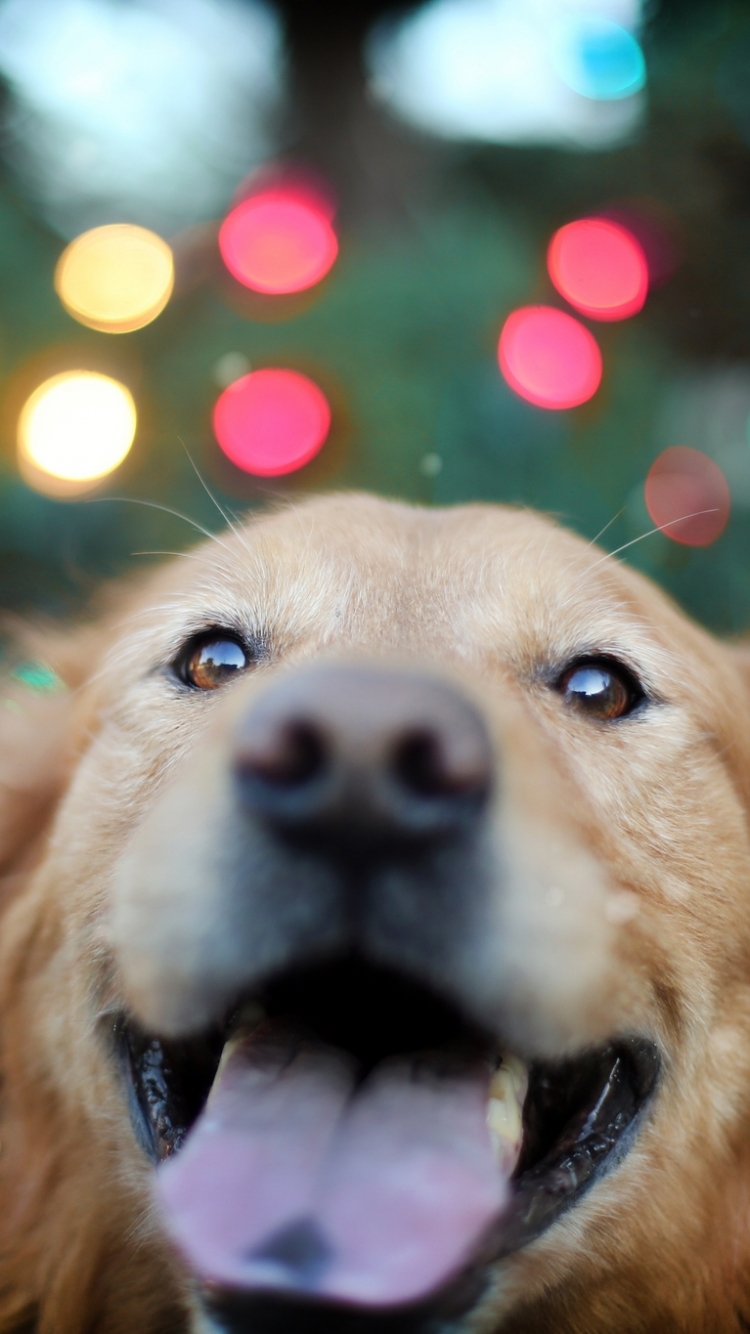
[552, 16, 646, 101]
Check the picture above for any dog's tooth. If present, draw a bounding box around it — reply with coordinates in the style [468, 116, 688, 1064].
[209, 1002, 265, 1096]
[487, 1054, 528, 1169]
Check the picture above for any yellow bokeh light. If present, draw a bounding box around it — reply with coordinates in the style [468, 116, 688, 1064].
[18, 371, 136, 497]
[55, 224, 174, 334]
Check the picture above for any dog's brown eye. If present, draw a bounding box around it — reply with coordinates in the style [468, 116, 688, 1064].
[185, 637, 249, 690]
[557, 660, 641, 721]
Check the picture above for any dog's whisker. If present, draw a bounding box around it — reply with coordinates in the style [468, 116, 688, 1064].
[177, 438, 252, 556]
[587, 508, 626, 550]
[590, 508, 719, 571]
[130, 551, 203, 560]
[85, 495, 232, 551]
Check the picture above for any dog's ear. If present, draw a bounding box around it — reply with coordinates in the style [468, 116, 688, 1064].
[0, 622, 106, 890]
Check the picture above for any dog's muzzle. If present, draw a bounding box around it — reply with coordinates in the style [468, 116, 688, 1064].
[158, 667, 503, 1306]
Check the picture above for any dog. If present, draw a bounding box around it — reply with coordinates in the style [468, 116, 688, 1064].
[0, 492, 748, 1334]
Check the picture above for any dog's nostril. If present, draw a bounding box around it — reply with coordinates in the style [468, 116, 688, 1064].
[252, 722, 327, 788]
[392, 726, 493, 811]
[236, 720, 329, 797]
[393, 732, 458, 798]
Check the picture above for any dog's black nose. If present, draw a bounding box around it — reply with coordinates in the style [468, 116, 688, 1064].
[233, 665, 493, 850]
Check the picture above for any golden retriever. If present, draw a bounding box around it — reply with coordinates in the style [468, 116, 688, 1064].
[0, 492, 748, 1334]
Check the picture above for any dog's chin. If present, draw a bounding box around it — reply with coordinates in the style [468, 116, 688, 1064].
[114, 959, 659, 1334]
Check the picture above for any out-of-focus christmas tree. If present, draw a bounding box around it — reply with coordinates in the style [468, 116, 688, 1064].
[0, 0, 749, 632]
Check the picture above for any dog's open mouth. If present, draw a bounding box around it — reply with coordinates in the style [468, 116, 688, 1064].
[117, 960, 659, 1322]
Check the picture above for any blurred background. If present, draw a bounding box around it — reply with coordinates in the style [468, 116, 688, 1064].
[0, 0, 747, 632]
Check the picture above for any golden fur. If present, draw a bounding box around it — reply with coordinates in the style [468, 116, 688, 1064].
[0, 494, 749, 1332]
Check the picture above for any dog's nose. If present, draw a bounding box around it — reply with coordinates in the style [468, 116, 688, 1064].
[233, 665, 493, 850]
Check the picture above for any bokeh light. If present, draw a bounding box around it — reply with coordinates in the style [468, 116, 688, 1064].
[0, 0, 283, 239]
[213, 368, 331, 476]
[219, 191, 338, 295]
[498, 306, 602, 410]
[547, 218, 648, 322]
[366, 0, 645, 150]
[541, 220, 648, 324]
[213, 351, 251, 388]
[18, 371, 136, 496]
[552, 16, 646, 101]
[55, 224, 174, 333]
[644, 446, 730, 547]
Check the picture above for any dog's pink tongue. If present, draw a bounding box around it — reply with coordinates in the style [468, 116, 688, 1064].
[157, 1022, 509, 1308]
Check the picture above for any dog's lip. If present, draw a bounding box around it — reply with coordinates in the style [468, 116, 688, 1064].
[494, 1035, 660, 1259]
[114, 965, 660, 1323]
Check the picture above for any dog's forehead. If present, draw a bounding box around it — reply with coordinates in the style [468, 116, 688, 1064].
[119, 495, 710, 685]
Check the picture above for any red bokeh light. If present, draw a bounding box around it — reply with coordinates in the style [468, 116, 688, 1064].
[644, 446, 730, 547]
[213, 369, 331, 477]
[219, 191, 339, 295]
[498, 306, 602, 410]
[547, 218, 648, 321]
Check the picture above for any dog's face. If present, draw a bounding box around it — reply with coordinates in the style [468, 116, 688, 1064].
[3, 493, 750, 1334]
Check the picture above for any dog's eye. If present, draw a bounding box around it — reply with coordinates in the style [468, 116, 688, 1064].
[181, 635, 250, 691]
[557, 659, 643, 721]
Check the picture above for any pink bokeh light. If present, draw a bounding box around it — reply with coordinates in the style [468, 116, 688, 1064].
[498, 306, 602, 410]
[219, 191, 339, 295]
[547, 218, 648, 321]
[213, 369, 331, 477]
